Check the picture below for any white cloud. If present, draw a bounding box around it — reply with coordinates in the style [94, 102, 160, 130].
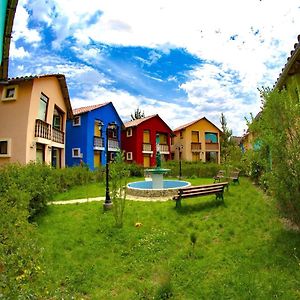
[12, 0, 300, 135]
[13, 0, 41, 45]
[9, 43, 30, 59]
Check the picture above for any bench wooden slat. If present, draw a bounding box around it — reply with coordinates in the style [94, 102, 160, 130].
[173, 182, 228, 208]
[175, 189, 223, 199]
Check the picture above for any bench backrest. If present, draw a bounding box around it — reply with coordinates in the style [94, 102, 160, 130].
[178, 182, 228, 195]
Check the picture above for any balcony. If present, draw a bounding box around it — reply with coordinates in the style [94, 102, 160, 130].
[191, 142, 201, 152]
[205, 142, 219, 151]
[52, 128, 64, 144]
[142, 143, 153, 153]
[159, 144, 170, 154]
[94, 136, 104, 150]
[35, 119, 51, 140]
[108, 139, 119, 151]
[35, 119, 64, 144]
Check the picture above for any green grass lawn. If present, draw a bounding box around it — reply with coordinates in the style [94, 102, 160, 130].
[37, 177, 300, 299]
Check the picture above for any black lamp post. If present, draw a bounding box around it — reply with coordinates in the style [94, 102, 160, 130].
[176, 144, 183, 180]
[103, 121, 117, 210]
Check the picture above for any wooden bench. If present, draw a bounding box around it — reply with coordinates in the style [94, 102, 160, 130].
[213, 170, 225, 183]
[229, 170, 240, 184]
[173, 182, 228, 208]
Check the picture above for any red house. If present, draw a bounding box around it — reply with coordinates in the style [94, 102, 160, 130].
[122, 114, 173, 167]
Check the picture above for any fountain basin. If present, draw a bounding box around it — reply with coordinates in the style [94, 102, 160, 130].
[127, 180, 191, 198]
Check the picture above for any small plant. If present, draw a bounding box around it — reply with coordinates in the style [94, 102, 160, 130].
[110, 150, 130, 228]
[154, 271, 173, 300]
[189, 232, 197, 258]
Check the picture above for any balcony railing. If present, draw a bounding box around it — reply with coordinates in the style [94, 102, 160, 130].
[52, 128, 65, 144]
[108, 139, 119, 150]
[205, 142, 219, 151]
[35, 119, 51, 140]
[191, 142, 201, 152]
[143, 143, 152, 152]
[35, 119, 64, 144]
[94, 136, 104, 149]
[159, 144, 169, 153]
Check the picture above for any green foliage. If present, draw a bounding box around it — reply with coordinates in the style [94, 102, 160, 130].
[251, 86, 300, 225]
[110, 151, 130, 228]
[52, 165, 95, 193]
[163, 160, 220, 178]
[220, 113, 242, 164]
[0, 187, 42, 298]
[126, 162, 144, 177]
[131, 107, 145, 120]
[0, 163, 55, 219]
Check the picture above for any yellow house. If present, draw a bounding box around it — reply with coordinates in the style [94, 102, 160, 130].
[0, 74, 73, 168]
[275, 34, 300, 92]
[171, 117, 221, 164]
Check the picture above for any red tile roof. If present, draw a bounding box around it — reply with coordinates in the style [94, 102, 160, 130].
[173, 117, 222, 132]
[73, 102, 110, 115]
[124, 114, 158, 128]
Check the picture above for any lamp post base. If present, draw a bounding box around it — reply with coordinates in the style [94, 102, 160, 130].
[103, 202, 113, 211]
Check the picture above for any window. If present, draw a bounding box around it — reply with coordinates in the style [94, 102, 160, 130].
[205, 132, 218, 143]
[72, 148, 81, 158]
[38, 93, 49, 121]
[36, 143, 45, 163]
[1, 85, 18, 101]
[143, 130, 150, 143]
[191, 131, 200, 143]
[94, 120, 102, 137]
[0, 139, 11, 157]
[53, 106, 64, 131]
[180, 130, 183, 139]
[126, 128, 132, 137]
[159, 133, 167, 144]
[73, 116, 81, 126]
[126, 152, 133, 160]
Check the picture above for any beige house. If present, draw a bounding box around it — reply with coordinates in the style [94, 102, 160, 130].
[0, 74, 73, 168]
[172, 117, 221, 164]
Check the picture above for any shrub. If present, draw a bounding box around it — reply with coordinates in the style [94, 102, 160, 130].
[163, 161, 220, 178]
[126, 163, 144, 177]
[250, 86, 300, 225]
[0, 187, 43, 298]
[0, 163, 55, 220]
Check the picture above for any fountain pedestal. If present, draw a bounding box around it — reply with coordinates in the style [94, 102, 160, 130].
[146, 168, 170, 189]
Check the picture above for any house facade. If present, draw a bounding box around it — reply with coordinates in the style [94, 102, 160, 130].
[0, 74, 73, 167]
[66, 102, 123, 170]
[122, 115, 173, 167]
[275, 34, 300, 92]
[171, 117, 221, 164]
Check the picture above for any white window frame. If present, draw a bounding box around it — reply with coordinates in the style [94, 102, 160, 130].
[1, 85, 18, 101]
[126, 128, 132, 137]
[73, 116, 81, 127]
[0, 138, 12, 157]
[126, 152, 133, 160]
[72, 148, 82, 158]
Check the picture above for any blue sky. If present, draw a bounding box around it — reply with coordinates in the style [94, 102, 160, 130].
[8, 0, 300, 135]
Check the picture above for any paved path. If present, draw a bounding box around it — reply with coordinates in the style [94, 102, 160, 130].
[49, 195, 171, 205]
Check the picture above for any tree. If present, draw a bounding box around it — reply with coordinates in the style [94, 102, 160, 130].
[219, 113, 239, 164]
[250, 85, 300, 225]
[131, 107, 145, 120]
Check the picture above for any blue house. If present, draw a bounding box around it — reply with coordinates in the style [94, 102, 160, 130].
[66, 102, 123, 170]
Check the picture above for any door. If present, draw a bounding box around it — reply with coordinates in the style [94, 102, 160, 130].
[51, 147, 61, 168]
[143, 154, 150, 167]
[94, 150, 101, 169]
